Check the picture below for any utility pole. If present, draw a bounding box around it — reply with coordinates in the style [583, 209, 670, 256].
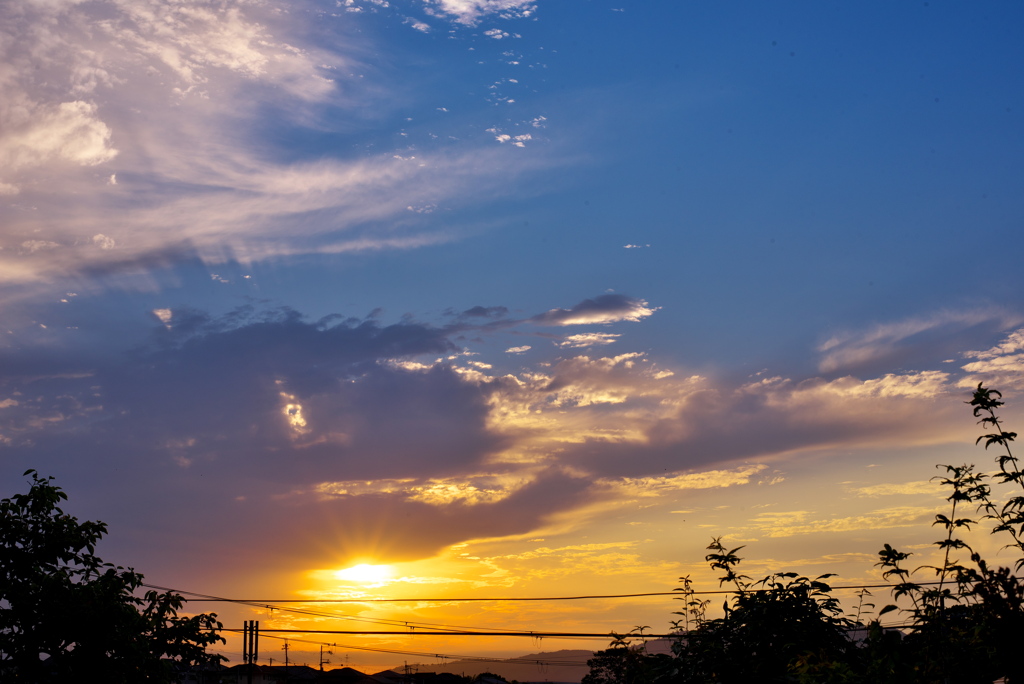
[283, 640, 290, 671]
[242, 621, 259, 684]
[320, 644, 333, 671]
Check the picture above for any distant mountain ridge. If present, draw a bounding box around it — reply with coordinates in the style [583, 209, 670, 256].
[399, 648, 593, 683]
[398, 639, 675, 684]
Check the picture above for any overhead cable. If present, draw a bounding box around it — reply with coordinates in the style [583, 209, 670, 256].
[155, 579, 1015, 604]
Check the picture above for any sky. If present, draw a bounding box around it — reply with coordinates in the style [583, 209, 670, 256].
[3, 0, 1024, 672]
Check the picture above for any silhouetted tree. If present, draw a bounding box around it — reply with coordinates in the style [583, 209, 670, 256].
[666, 541, 854, 683]
[0, 470, 224, 682]
[583, 633, 671, 684]
[583, 384, 1024, 684]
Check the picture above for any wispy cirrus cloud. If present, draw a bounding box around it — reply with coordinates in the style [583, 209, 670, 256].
[750, 506, 936, 538]
[848, 481, 940, 498]
[0, 0, 553, 288]
[595, 465, 769, 499]
[817, 309, 1019, 375]
[0, 0, 333, 189]
[5, 147, 542, 282]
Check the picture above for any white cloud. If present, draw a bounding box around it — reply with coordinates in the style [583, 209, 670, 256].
[557, 332, 620, 348]
[964, 328, 1024, 360]
[506, 345, 531, 353]
[100, 1, 330, 97]
[92, 234, 116, 250]
[798, 370, 951, 400]
[0, 100, 117, 186]
[960, 328, 1024, 386]
[21, 241, 60, 253]
[425, 0, 536, 25]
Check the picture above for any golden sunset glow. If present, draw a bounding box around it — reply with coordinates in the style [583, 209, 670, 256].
[334, 563, 394, 583]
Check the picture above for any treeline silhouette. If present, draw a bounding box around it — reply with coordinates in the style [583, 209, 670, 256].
[583, 384, 1024, 684]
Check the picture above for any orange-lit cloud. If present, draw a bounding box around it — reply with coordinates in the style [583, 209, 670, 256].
[750, 505, 936, 538]
[2, 303, 1023, 589]
[848, 481, 939, 497]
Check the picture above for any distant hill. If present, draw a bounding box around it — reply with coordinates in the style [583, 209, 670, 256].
[397, 639, 675, 684]
[398, 648, 593, 683]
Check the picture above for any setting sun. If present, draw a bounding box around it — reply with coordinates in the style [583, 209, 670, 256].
[334, 563, 393, 583]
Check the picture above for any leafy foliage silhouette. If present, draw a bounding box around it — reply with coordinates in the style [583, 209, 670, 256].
[0, 470, 225, 682]
[585, 384, 1024, 684]
[583, 631, 672, 684]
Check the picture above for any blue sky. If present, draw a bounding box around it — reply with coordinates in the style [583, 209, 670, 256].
[3, 0, 1024, 668]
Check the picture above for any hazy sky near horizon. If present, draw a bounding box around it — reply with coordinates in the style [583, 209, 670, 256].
[3, 0, 1024, 669]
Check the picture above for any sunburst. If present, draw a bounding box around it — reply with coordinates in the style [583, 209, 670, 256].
[334, 563, 393, 583]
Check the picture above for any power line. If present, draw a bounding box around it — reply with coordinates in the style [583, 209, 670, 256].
[234, 628, 677, 638]
[213, 620, 923, 669]
[184, 591, 681, 603]
[155, 580, 994, 605]
[225, 620, 923, 642]
[210, 612, 941, 668]
[144, 583, 581, 637]
[150, 578, 1023, 653]
[227, 630, 592, 667]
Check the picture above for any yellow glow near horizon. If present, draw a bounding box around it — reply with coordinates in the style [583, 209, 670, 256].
[334, 563, 393, 583]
